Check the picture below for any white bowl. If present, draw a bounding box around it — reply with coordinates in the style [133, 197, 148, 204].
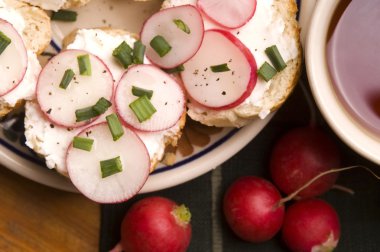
[305, 0, 380, 165]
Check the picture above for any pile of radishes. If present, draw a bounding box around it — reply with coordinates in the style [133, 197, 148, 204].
[116, 126, 346, 252]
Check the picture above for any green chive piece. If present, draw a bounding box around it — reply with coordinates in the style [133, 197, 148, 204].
[100, 156, 123, 178]
[59, 69, 75, 89]
[164, 65, 185, 74]
[173, 19, 191, 34]
[93, 97, 112, 114]
[73, 136, 94, 151]
[75, 106, 98, 122]
[257, 62, 277, 82]
[129, 95, 157, 123]
[51, 10, 78, 22]
[77, 54, 91, 76]
[106, 113, 124, 141]
[150, 35, 172, 57]
[113, 41, 133, 68]
[132, 86, 153, 100]
[0, 31, 11, 55]
[265, 45, 287, 71]
[133, 40, 146, 64]
[210, 63, 230, 73]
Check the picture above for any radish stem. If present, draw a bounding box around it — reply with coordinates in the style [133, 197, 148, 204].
[331, 184, 355, 195]
[278, 165, 380, 206]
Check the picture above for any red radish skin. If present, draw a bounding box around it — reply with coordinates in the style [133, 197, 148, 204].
[140, 5, 204, 69]
[223, 176, 285, 242]
[270, 127, 340, 198]
[181, 29, 257, 110]
[282, 199, 340, 252]
[0, 19, 28, 97]
[121, 197, 192, 252]
[197, 0, 257, 29]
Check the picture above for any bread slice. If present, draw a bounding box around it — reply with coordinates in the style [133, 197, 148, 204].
[162, 0, 302, 127]
[0, 0, 51, 116]
[21, 0, 90, 11]
[25, 28, 186, 175]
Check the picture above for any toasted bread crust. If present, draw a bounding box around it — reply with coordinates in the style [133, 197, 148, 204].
[63, 0, 90, 9]
[5, 0, 51, 54]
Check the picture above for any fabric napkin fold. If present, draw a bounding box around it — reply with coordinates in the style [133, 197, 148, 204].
[100, 71, 380, 252]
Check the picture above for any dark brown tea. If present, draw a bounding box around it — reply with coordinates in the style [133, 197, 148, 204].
[327, 0, 380, 135]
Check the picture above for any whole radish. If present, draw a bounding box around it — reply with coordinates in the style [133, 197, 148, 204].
[282, 199, 340, 252]
[270, 127, 340, 198]
[223, 176, 285, 242]
[121, 196, 192, 252]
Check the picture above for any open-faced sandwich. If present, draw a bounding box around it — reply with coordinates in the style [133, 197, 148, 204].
[0, 0, 50, 116]
[21, 0, 90, 11]
[160, 0, 302, 127]
[24, 27, 186, 202]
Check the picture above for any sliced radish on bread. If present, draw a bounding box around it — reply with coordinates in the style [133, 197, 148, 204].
[181, 29, 257, 110]
[115, 64, 185, 132]
[140, 5, 204, 69]
[66, 122, 150, 203]
[0, 19, 28, 96]
[197, 0, 257, 29]
[36, 49, 114, 128]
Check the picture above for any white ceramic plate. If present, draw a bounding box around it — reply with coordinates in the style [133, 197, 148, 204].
[0, 0, 300, 193]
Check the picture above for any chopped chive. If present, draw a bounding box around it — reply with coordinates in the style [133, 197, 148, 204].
[100, 156, 123, 178]
[51, 10, 78, 22]
[265, 45, 287, 71]
[210, 63, 230, 73]
[113, 41, 133, 68]
[150, 35, 172, 57]
[129, 95, 156, 123]
[257, 62, 277, 82]
[173, 19, 191, 34]
[106, 113, 124, 141]
[132, 86, 153, 99]
[73, 136, 94, 151]
[164, 65, 185, 74]
[59, 69, 75, 89]
[77, 54, 91, 76]
[93, 97, 112, 114]
[133, 40, 146, 64]
[75, 106, 98, 122]
[0, 31, 11, 55]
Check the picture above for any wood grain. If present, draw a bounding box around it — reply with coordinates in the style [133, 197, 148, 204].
[0, 167, 99, 252]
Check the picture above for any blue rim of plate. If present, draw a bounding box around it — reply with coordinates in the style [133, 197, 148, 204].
[0, 0, 302, 185]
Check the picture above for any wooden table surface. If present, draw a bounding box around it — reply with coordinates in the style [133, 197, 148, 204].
[0, 166, 99, 251]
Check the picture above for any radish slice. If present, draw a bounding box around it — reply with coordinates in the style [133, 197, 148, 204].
[0, 19, 28, 96]
[140, 5, 204, 69]
[66, 122, 150, 203]
[115, 64, 185, 132]
[36, 49, 114, 128]
[197, 0, 257, 29]
[181, 29, 257, 110]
